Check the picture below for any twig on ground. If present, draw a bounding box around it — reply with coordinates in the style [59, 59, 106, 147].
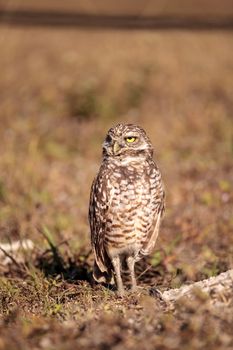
[162, 269, 233, 305]
[0, 246, 22, 268]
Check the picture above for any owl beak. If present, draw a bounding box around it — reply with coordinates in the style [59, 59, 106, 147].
[113, 141, 121, 155]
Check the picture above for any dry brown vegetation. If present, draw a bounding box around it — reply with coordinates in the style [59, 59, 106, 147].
[0, 25, 233, 349]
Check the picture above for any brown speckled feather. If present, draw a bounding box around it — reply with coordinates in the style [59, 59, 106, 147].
[89, 166, 113, 283]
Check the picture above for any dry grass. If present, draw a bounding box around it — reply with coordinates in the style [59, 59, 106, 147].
[0, 26, 232, 349]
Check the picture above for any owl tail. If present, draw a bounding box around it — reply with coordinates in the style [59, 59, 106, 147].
[93, 261, 114, 284]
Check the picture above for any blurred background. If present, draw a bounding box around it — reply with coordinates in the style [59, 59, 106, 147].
[0, 0, 232, 283]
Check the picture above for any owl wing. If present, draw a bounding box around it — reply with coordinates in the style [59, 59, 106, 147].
[139, 179, 165, 258]
[89, 167, 113, 283]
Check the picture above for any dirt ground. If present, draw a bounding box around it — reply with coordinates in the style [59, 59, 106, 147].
[0, 25, 232, 349]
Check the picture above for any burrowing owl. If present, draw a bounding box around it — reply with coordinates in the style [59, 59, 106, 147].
[89, 123, 165, 296]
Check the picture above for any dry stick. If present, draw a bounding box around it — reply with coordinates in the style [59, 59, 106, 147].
[136, 264, 153, 280]
[0, 246, 22, 268]
[162, 269, 233, 304]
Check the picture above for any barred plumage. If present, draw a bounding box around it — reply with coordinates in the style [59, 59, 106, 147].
[89, 123, 165, 296]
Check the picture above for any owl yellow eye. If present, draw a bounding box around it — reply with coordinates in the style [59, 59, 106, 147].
[126, 137, 137, 143]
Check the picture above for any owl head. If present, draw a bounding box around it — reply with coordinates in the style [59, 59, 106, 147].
[103, 123, 153, 159]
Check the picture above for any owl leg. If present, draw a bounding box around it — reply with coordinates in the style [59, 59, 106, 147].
[111, 256, 124, 297]
[126, 256, 137, 291]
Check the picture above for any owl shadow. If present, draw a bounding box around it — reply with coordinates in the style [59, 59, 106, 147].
[35, 236, 93, 284]
[35, 231, 164, 290]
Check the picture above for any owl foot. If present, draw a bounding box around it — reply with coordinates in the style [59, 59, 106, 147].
[116, 287, 125, 298]
[127, 285, 145, 296]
